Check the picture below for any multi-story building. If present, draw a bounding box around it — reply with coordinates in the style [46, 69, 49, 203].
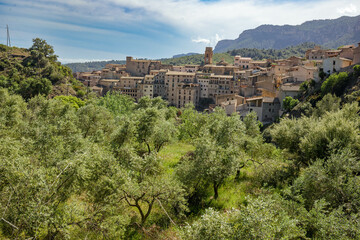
[175, 83, 200, 108]
[234, 56, 252, 69]
[164, 71, 196, 105]
[125, 56, 162, 77]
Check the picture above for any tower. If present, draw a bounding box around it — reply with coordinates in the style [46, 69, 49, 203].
[204, 47, 213, 65]
[6, 25, 11, 47]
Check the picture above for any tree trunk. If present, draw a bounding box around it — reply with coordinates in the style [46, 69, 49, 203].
[213, 182, 219, 199]
[235, 169, 241, 181]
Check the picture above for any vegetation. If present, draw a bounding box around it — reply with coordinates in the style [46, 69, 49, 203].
[283, 96, 299, 112]
[65, 60, 126, 73]
[160, 52, 234, 66]
[2, 41, 360, 239]
[0, 39, 87, 100]
[228, 42, 316, 60]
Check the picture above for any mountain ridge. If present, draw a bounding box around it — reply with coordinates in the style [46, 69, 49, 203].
[214, 15, 360, 53]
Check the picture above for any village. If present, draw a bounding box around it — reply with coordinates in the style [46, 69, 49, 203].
[75, 43, 360, 123]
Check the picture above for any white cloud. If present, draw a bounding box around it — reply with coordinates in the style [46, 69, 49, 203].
[3, 0, 360, 59]
[192, 37, 211, 45]
[192, 34, 223, 47]
[5, 0, 360, 41]
[337, 4, 358, 14]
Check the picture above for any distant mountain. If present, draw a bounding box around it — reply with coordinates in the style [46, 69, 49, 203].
[65, 60, 125, 73]
[214, 15, 360, 53]
[172, 53, 199, 58]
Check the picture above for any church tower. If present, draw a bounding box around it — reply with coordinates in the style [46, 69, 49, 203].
[204, 47, 213, 65]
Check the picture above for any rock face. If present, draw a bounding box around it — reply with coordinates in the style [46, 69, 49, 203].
[214, 15, 360, 53]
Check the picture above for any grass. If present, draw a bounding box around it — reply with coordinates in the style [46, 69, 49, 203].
[207, 165, 257, 210]
[159, 141, 195, 172]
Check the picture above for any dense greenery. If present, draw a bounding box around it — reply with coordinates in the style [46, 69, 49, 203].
[1, 86, 360, 239]
[160, 53, 234, 66]
[228, 42, 316, 60]
[65, 60, 126, 73]
[2, 42, 360, 239]
[0, 39, 86, 100]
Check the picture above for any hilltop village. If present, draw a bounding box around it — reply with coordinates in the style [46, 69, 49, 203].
[75, 44, 360, 123]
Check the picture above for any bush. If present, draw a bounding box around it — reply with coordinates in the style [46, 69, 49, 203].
[321, 72, 349, 96]
[283, 96, 299, 111]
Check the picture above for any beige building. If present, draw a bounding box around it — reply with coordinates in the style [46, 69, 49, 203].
[204, 47, 213, 65]
[353, 43, 360, 65]
[290, 65, 319, 82]
[125, 56, 162, 76]
[339, 45, 356, 60]
[164, 71, 196, 105]
[175, 83, 200, 108]
[216, 94, 246, 115]
[234, 56, 252, 69]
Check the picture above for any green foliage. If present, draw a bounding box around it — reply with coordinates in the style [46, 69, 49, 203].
[228, 42, 315, 60]
[321, 72, 349, 96]
[65, 60, 126, 72]
[30, 38, 58, 62]
[312, 93, 340, 117]
[177, 110, 246, 200]
[1, 66, 360, 239]
[271, 102, 360, 166]
[291, 150, 360, 212]
[231, 195, 306, 239]
[96, 91, 135, 117]
[0, 39, 86, 99]
[178, 103, 207, 140]
[180, 208, 233, 240]
[282, 96, 299, 111]
[160, 53, 234, 66]
[18, 77, 52, 100]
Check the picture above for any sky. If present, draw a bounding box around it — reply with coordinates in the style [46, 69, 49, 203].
[0, 0, 359, 63]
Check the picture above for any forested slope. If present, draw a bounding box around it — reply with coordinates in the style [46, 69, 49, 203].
[0, 39, 87, 100]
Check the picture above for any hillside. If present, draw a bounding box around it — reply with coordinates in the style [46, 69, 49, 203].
[65, 60, 126, 72]
[0, 40, 86, 100]
[215, 15, 360, 53]
[228, 42, 316, 60]
[173, 52, 199, 58]
[160, 52, 234, 65]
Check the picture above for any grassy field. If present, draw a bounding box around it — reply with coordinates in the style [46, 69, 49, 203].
[159, 141, 195, 172]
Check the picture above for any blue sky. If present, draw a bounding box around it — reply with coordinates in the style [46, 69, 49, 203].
[0, 0, 359, 63]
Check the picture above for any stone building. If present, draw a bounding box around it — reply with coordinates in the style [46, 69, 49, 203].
[353, 43, 360, 65]
[322, 57, 353, 74]
[234, 56, 252, 69]
[164, 71, 196, 105]
[246, 97, 280, 123]
[204, 47, 213, 65]
[125, 56, 162, 77]
[175, 83, 200, 108]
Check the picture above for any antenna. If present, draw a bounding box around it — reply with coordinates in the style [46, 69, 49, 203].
[6, 25, 11, 47]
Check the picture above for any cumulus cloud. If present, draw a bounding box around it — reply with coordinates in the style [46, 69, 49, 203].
[337, 4, 358, 14]
[3, 0, 360, 60]
[4, 0, 360, 40]
[192, 37, 211, 45]
[192, 34, 223, 47]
